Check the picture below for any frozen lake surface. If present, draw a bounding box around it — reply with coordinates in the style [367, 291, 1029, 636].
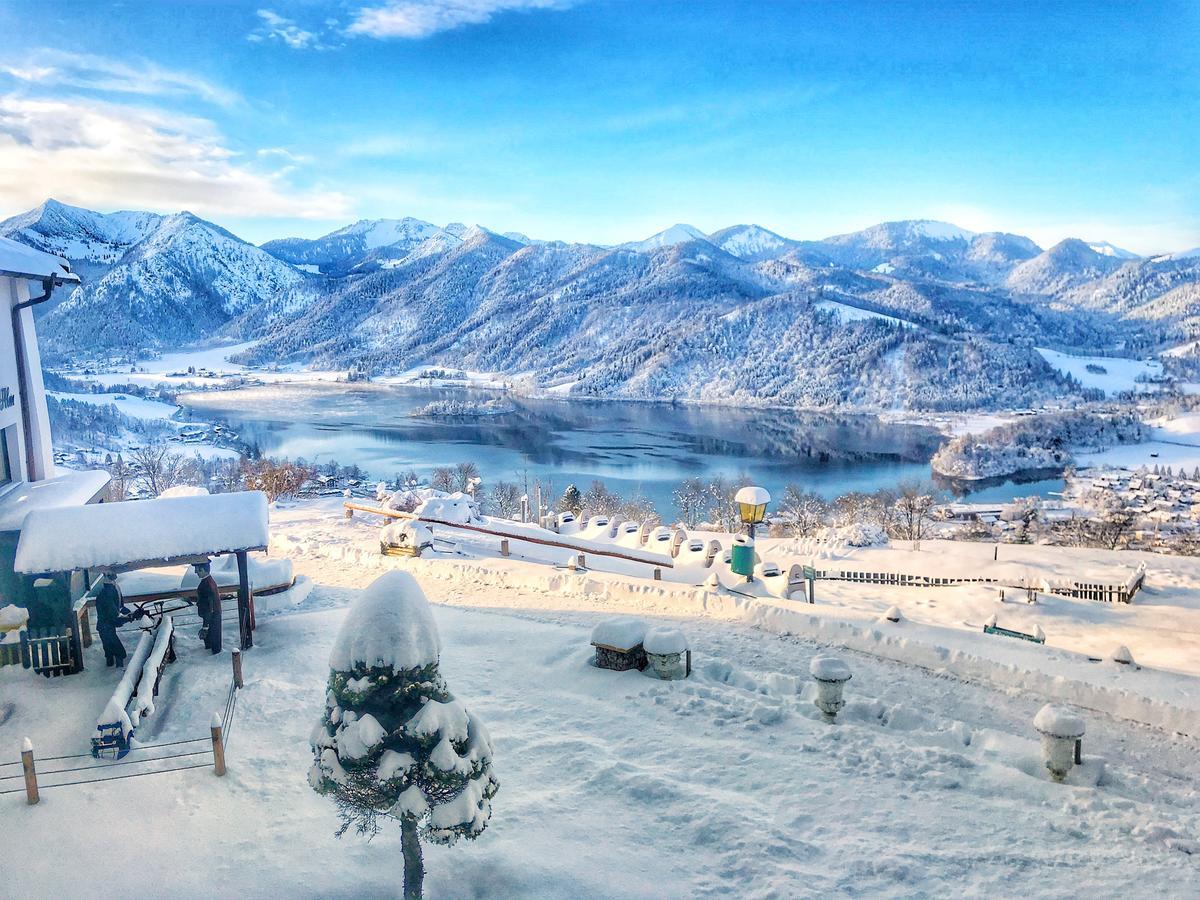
[181, 383, 1060, 512]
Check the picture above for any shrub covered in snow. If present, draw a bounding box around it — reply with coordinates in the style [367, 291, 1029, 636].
[310, 572, 498, 899]
[821, 522, 889, 547]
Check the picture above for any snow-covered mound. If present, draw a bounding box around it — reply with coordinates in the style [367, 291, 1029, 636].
[643, 627, 688, 655]
[1033, 704, 1086, 738]
[328, 571, 440, 670]
[415, 494, 481, 525]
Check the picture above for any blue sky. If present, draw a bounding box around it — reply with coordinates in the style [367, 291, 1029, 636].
[0, 0, 1196, 252]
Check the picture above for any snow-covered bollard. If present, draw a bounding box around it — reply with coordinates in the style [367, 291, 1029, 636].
[643, 627, 691, 680]
[1112, 645, 1136, 666]
[810, 656, 852, 722]
[1034, 704, 1085, 783]
[590, 617, 648, 672]
[881, 606, 903, 624]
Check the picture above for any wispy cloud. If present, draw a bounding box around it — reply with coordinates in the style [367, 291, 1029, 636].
[0, 95, 351, 220]
[0, 50, 238, 107]
[248, 9, 341, 50]
[347, 0, 574, 40]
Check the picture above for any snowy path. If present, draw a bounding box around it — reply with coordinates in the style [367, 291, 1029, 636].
[5, 563, 1200, 897]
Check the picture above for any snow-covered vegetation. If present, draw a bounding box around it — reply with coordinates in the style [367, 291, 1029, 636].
[8, 201, 1197, 412]
[931, 410, 1146, 480]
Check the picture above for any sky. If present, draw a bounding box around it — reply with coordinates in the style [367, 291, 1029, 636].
[0, 0, 1197, 253]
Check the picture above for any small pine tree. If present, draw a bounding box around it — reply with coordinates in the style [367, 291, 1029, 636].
[559, 483, 583, 515]
[310, 572, 498, 900]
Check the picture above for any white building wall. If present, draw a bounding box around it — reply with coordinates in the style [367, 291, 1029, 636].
[0, 274, 55, 483]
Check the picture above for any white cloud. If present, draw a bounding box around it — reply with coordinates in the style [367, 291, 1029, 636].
[0, 95, 352, 221]
[250, 9, 339, 50]
[0, 50, 237, 107]
[348, 0, 572, 39]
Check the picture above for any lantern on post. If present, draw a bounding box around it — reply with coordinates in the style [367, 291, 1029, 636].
[734, 485, 770, 539]
[731, 486, 770, 582]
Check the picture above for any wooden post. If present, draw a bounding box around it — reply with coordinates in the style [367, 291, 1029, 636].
[231, 648, 244, 689]
[236, 550, 253, 651]
[653, 567, 662, 581]
[211, 713, 226, 777]
[577, 554, 586, 570]
[1074, 738, 1082, 765]
[500, 539, 510, 558]
[21, 738, 38, 805]
[344, 505, 353, 519]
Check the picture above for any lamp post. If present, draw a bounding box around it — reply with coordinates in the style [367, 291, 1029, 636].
[732, 485, 770, 582]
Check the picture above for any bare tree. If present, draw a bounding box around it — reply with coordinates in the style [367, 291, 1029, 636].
[242, 458, 312, 502]
[488, 481, 523, 520]
[582, 480, 623, 516]
[130, 443, 197, 497]
[453, 461, 481, 494]
[778, 485, 829, 537]
[430, 467, 455, 493]
[673, 477, 708, 528]
[892, 481, 936, 541]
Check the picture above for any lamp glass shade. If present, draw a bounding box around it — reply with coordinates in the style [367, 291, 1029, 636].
[734, 486, 770, 524]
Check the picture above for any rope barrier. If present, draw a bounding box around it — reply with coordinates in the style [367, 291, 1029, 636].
[36, 749, 211, 777]
[36, 760, 214, 790]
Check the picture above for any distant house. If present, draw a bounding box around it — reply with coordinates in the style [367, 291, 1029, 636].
[0, 236, 109, 622]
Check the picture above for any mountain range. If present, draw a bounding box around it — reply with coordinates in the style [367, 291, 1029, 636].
[5, 198, 1199, 411]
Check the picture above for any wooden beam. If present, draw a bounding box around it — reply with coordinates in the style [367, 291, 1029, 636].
[236, 549, 252, 651]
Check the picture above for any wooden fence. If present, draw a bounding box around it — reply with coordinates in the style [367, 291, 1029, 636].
[786, 564, 1146, 604]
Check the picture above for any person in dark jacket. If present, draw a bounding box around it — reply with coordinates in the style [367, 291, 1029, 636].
[194, 561, 222, 654]
[96, 573, 139, 667]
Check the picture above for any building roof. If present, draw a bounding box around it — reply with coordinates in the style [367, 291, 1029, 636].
[0, 235, 79, 284]
[14, 490, 269, 574]
[0, 469, 110, 533]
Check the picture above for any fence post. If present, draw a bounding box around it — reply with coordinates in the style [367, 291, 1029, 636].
[500, 539, 510, 558]
[211, 713, 226, 777]
[653, 567, 662, 581]
[231, 648, 244, 690]
[577, 554, 586, 570]
[21, 738, 38, 805]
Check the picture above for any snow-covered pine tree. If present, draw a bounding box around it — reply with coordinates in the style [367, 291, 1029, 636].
[559, 483, 583, 514]
[310, 571, 498, 900]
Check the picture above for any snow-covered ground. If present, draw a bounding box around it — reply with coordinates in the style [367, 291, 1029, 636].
[1078, 411, 1200, 471]
[1035, 348, 1163, 397]
[815, 300, 913, 328]
[6, 498, 1200, 896]
[79, 342, 348, 390]
[49, 390, 180, 421]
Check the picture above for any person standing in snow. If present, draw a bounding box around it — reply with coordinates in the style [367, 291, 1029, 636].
[96, 572, 139, 667]
[194, 561, 222, 654]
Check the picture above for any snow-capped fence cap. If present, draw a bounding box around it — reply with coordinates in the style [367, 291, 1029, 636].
[1034, 704, 1085, 739]
[1112, 644, 1135, 665]
[810, 655, 852, 683]
[643, 627, 688, 655]
[330, 571, 441, 671]
[14, 491, 269, 574]
[590, 616, 648, 652]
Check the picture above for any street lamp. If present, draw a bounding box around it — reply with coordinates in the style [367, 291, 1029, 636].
[734, 485, 770, 540]
[731, 485, 770, 583]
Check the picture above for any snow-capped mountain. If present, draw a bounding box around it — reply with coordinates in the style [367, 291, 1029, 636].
[261, 217, 448, 276]
[0, 199, 163, 281]
[1087, 241, 1140, 260]
[12, 199, 1197, 411]
[38, 211, 305, 352]
[707, 224, 797, 261]
[1006, 238, 1129, 296]
[622, 224, 711, 253]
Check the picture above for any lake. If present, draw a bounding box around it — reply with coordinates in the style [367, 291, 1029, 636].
[179, 383, 1062, 515]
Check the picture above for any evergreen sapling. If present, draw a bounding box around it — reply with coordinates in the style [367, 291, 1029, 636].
[309, 571, 498, 900]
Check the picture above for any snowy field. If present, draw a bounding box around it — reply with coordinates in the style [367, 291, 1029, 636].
[1035, 348, 1163, 397]
[49, 390, 180, 421]
[5, 499, 1200, 897]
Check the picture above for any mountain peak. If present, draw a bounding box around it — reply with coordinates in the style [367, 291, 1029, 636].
[1086, 240, 1139, 260]
[623, 223, 710, 253]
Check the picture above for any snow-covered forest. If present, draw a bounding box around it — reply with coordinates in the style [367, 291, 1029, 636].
[6, 201, 1198, 412]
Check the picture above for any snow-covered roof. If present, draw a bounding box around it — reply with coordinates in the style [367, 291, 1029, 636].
[0, 235, 79, 284]
[14, 490, 269, 573]
[0, 469, 110, 532]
